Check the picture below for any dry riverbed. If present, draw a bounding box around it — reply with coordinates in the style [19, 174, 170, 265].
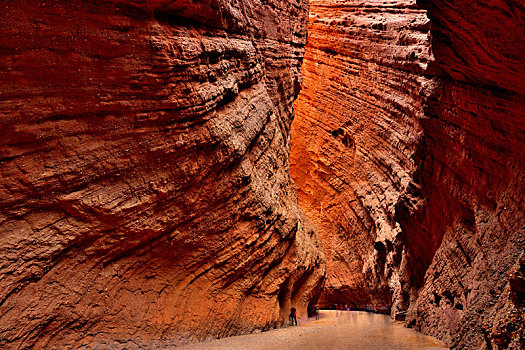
[176, 310, 448, 349]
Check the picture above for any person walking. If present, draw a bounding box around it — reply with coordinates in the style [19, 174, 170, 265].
[315, 305, 320, 320]
[289, 306, 297, 326]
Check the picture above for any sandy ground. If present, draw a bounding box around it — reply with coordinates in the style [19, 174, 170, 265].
[176, 311, 448, 349]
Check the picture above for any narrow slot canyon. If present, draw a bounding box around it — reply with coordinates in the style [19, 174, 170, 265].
[0, 0, 523, 349]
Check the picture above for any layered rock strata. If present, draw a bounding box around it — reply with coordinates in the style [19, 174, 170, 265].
[406, 1, 525, 347]
[291, 0, 524, 348]
[0, 0, 325, 348]
[291, 0, 434, 311]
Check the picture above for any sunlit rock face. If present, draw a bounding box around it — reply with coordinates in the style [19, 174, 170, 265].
[291, 0, 524, 348]
[0, 0, 325, 347]
[291, 0, 434, 311]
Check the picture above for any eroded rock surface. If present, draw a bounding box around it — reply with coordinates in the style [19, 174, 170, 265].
[406, 1, 525, 347]
[0, 0, 325, 348]
[291, 0, 524, 348]
[291, 0, 433, 311]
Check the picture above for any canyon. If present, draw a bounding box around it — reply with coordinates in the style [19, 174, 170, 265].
[0, 0, 523, 349]
[291, 0, 524, 348]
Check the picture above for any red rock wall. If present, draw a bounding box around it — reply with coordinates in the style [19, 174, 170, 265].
[405, 0, 525, 348]
[291, 0, 524, 347]
[0, 0, 325, 348]
[291, 0, 433, 310]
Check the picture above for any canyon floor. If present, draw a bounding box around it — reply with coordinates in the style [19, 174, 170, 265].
[177, 311, 447, 349]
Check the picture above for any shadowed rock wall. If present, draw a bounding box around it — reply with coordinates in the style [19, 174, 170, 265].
[291, 0, 524, 348]
[406, 0, 525, 348]
[0, 0, 325, 348]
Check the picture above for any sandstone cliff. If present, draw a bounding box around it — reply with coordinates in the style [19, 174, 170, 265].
[291, 0, 434, 312]
[291, 0, 524, 348]
[407, 1, 525, 347]
[0, 0, 325, 348]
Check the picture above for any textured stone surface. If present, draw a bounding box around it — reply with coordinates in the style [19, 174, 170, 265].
[0, 0, 325, 348]
[405, 1, 525, 348]
[291, 0, 434, 311]
[291, 0, 524, 348]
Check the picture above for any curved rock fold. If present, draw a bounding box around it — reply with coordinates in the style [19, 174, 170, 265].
[0, 0, 325, 347]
